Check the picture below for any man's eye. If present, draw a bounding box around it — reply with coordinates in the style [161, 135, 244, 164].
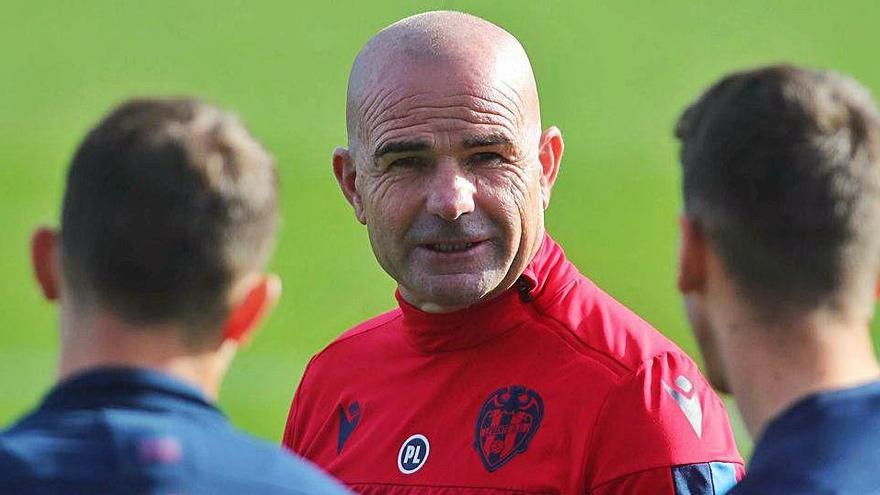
[390, 156, 427, 169]
[468, 152, 504, 166]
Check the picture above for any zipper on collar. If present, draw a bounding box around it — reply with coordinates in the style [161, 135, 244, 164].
[517, 277, 533, 303]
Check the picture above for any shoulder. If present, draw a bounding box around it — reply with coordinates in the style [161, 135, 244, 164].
[332, 307, 402, 344]
[299, 307, 403, 380]
[532, 274, 743, 486]
[760, 381, 880, 456]
[533, 272, 693, 377]
[742, 383, 880, 494]
[284, 307, 403, 447]
[580, 348, 742, 488]
[0, 430, 30, 479]
[317, 307, 402, 357]
[0, 404, 348, 494]
[0, 409, 122, 491]
[208, 433, 348, 494]
[0, 407, 109, 462]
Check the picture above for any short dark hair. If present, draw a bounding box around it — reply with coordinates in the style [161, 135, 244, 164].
[676, 65, 880, 314]
[61, 98, 279, 345]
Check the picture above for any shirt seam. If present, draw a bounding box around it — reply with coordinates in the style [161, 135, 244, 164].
[530, 277, 642, 378]
[527, 307, 630, 379]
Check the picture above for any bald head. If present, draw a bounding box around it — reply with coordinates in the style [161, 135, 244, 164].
[333, 12, 562, 312]
[346, 11, 541, 150]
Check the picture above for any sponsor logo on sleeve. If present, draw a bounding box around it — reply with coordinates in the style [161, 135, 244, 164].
[663, 375, 703, 438]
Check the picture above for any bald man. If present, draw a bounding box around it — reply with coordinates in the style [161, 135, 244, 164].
[284, 12, 743, 494]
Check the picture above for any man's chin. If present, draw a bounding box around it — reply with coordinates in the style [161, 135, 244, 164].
[403, 272, 504, 312]
[705, 364, 732, 395]
[693, 337, 732, 394]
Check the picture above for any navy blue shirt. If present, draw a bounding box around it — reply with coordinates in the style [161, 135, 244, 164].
[732, 381, 880, 495]
[0, 368, 349, 494]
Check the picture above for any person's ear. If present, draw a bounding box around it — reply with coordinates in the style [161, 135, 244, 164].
[678, 215, 708, 294]
[537, 126, 564, 209]
[221, 275, 282, 345]
[31, 227, 60, 301]
[333, 147, 366, 224]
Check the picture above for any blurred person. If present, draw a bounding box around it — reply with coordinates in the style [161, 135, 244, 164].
[676, 65, 880, 494]
[284, 11, 743, 494]
[0, 98, 349, 494]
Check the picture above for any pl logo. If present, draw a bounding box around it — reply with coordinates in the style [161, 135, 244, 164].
[474, 385, 544, 472]
[397, 434, 430, 474]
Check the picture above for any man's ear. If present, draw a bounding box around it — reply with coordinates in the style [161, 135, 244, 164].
[31, 227, 60, 301]
[333, 147, 366, 224]
[221, 275, 282, 345]
[537, 126, 564, 209]
[678, 215, 708, 294]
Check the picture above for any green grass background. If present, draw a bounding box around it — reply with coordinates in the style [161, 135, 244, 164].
[3, 1, 880, 458]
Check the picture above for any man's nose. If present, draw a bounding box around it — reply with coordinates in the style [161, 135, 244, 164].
[426, 161, 476, 221]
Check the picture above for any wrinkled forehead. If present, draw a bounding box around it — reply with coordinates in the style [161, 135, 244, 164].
[348, 50, 540, 154]
[366, 84, 530, 152]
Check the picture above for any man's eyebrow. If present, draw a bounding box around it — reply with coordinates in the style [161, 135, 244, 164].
[462, 134, 513, 149]
[374, 140, 432, 160]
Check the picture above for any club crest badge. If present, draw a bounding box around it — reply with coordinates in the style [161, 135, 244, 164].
[474, 385, 544, 472]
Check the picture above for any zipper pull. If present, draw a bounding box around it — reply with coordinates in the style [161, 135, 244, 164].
[516, 278, 533, 303]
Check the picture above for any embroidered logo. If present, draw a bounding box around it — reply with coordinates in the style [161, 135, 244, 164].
[662, 375, 703, 438]
[474, 385, 544, 472]
[337, 401, 361, 453]
[397, 434, 430, 474]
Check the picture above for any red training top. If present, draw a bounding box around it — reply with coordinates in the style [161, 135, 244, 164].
[284, 235, 743, 494]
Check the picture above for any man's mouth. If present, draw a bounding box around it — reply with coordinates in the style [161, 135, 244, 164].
[428, 242, 476, 253]
[422, 239, 486, 253]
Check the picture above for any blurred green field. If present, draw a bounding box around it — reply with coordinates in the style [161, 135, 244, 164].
[3, 1, 880, 459]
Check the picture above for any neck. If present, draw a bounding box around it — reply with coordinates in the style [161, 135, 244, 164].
[398, 280, 517, 314]
[720, 308, 880, 440]
[58, 305, 231, 400]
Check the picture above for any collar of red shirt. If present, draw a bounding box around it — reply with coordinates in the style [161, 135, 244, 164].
[395, 233, 577, 353]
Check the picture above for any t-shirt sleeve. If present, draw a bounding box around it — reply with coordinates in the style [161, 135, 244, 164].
[586, 352, 744, 494]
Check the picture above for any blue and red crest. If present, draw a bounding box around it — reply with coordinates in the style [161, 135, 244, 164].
[474, 385, 544, 472]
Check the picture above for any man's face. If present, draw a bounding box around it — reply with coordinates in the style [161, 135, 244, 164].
[340, 64, 559, 311]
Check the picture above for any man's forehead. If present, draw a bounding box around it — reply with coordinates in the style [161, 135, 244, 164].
[362, 94, 525, 157]
[352, 68, 535, 152]
[346, 12, 541, 147]
[370, 84, 523, 121]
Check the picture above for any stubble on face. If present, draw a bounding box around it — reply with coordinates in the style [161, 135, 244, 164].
[344, 12, 548, 312]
